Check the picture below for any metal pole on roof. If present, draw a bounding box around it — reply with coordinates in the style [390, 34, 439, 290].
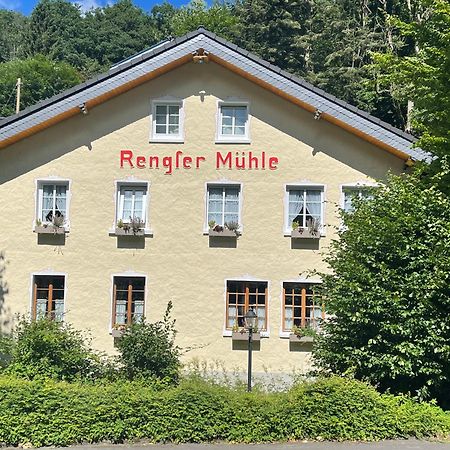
[15, 78, 22, 114]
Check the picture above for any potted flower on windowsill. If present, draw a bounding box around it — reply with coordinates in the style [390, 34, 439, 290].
[208, 220, 240, 237]
[115, 217, 145, 236]
[231, 322, 261, 341]
[34, 216, 66, 234]
[289, 325, 318, 343]
[111, 324, 127, 338]
[291, 218, 321, 239]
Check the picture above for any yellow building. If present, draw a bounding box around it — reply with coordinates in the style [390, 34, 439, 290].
[0, 29, 429, 376]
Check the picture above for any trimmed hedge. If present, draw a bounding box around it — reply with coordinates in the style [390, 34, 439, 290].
[0, 375, 448, 446]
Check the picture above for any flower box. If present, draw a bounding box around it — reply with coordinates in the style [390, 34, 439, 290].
[34, 225, 65, 235]
[209, 228, 238, 237]
[111, 328, 125, 338]
[289, 334, 314, 343]
[115, 227, 145, 236]
[291, 228, 320, 239]
[232, 331, 260, 341]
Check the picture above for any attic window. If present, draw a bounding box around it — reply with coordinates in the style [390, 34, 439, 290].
[150, 100, 184, 143]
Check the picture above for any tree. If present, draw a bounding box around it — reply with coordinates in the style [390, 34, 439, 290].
[116, 301, 180, 382]
[314, 166, 450, 408]
[0, 55, 80, 117]
[0, 10, 28, 63]
[370, 0, 450, 160]
[169, 0, 238, 39]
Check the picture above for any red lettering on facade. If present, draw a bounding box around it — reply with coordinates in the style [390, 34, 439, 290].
[120, 150, 134, 168]
[269, 157, 279, 170]
[216, 152, 232, 169]
[136, 156, 146, 168]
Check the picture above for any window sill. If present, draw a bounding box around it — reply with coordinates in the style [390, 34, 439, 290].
[208, 228, 239, 237]
[284, 228, 326, 238]
[150, 136, 184, 144]
[109, 228, 153, 237]
[34, 225, 69, 234]
[215, 138, 251, 145]
[223, 329, 269, 338]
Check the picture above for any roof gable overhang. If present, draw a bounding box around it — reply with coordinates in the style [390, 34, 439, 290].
[0, 29, 430, 163]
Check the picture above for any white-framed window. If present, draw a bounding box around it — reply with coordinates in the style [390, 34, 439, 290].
[285, 185, 325, 232]
[150, 99, 184, 142]
[36, 180, 69, 227]
[206, 184, 241, 228]
[216, 102, 250, 143]
[116, 183, 148, 225]
[342, 186, 374, 213]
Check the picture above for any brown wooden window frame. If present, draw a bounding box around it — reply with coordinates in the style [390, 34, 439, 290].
[112, 276, 146, 327]
[32, 274, 65, 321]
[282, 282, 325, 332]
[226, 280, 268, 331]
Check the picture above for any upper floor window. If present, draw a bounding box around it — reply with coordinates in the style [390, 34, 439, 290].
[286, 186, 324, 231]
[207, 184, 241, 228]
[33, 275, 65, 322]
[216, 102, 250, 143]
[116, 183, 148, 226]
[283, 282, 324, 332]
[226, 281, 267, 331]
[342, 187, 374, 213]
[151, 100, 184, 142]
[112, 276, 145, 326]
[37, 181, 69, 226]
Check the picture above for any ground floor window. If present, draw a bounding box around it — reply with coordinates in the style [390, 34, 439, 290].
[226, 281, 267, 331]
[112, 276, 145, 326]
[33, 275, 65, 321]
[283, 282, 324, 332]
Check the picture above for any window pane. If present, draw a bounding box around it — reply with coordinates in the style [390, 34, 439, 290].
[155, 105, 166, 115]
[168, 115, 179, 125]
[168, 125, 179, 134]
[155, 125, 166, 134]
[234, 126, 245, 135]
[221, 125, 233, 135]
[168, 105, 179, 115]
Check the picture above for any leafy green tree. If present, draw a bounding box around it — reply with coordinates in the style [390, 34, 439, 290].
[0, 10, 28, 63]
[116, 301, 180, 382]
[314, 166, 450, 407]
[370, 0, 450, 159]
[25, 0, 95, 72]
[7, 318, 97, 381]
[170, 0, 238, 39]
[0, 55, 80, 117]
[84, 0, 159, 70]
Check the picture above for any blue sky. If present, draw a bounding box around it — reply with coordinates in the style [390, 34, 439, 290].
[0, 0, 190, 15]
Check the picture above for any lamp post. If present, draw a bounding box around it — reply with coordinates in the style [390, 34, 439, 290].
[244, 308, 257, 392]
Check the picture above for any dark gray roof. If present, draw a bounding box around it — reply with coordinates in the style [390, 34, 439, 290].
[0, 28, 430, 162]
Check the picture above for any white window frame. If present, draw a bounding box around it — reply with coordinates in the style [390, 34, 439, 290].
[340, 182, 378, 213]
[114, 180, 151, 233]
[150, 98, 184, 143]
[284, 183, 326, 235]
[29, 271, 67, 323]
[279, 278, 323, 338]
[222, 276, 270, 338]
[109, 272, 148, 332]
[216, 100, 251, 144]
[204, 181, 243, 233]
[35, 178, 71, 231]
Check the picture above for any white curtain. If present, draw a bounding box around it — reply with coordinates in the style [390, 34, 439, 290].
[55, 185, 67, 217]
[305, 190, 322, 224]
[224, 187, 239, 223]
[284, 307, 293, 330]
[288, 190, 304, 226]
[208, 187, 223, 225]
[115, 300, 127, 324]
[42, 184, 54, 221]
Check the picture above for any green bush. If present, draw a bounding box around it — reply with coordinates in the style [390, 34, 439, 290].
[6, 318, 98, 381]
[115, 302, 180, 382]
[0, 375, 448, 446]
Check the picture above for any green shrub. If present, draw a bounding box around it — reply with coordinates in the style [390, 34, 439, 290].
[0, 375, 448, 446]
[6, 317, 98, 381]
[0, 333, 13, 369]
[115, 302, 180, 382]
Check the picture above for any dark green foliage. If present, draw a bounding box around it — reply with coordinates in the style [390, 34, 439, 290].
[115, 301, 180, 381]
[314, 166, 450, 407]
[0, 54, 80, 117]
[6, 318, 98, 382]
[0, 375, 448, 446]
[0, 10, 28, 63]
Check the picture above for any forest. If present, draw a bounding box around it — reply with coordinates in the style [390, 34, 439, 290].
[0, 0, 444, 134]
